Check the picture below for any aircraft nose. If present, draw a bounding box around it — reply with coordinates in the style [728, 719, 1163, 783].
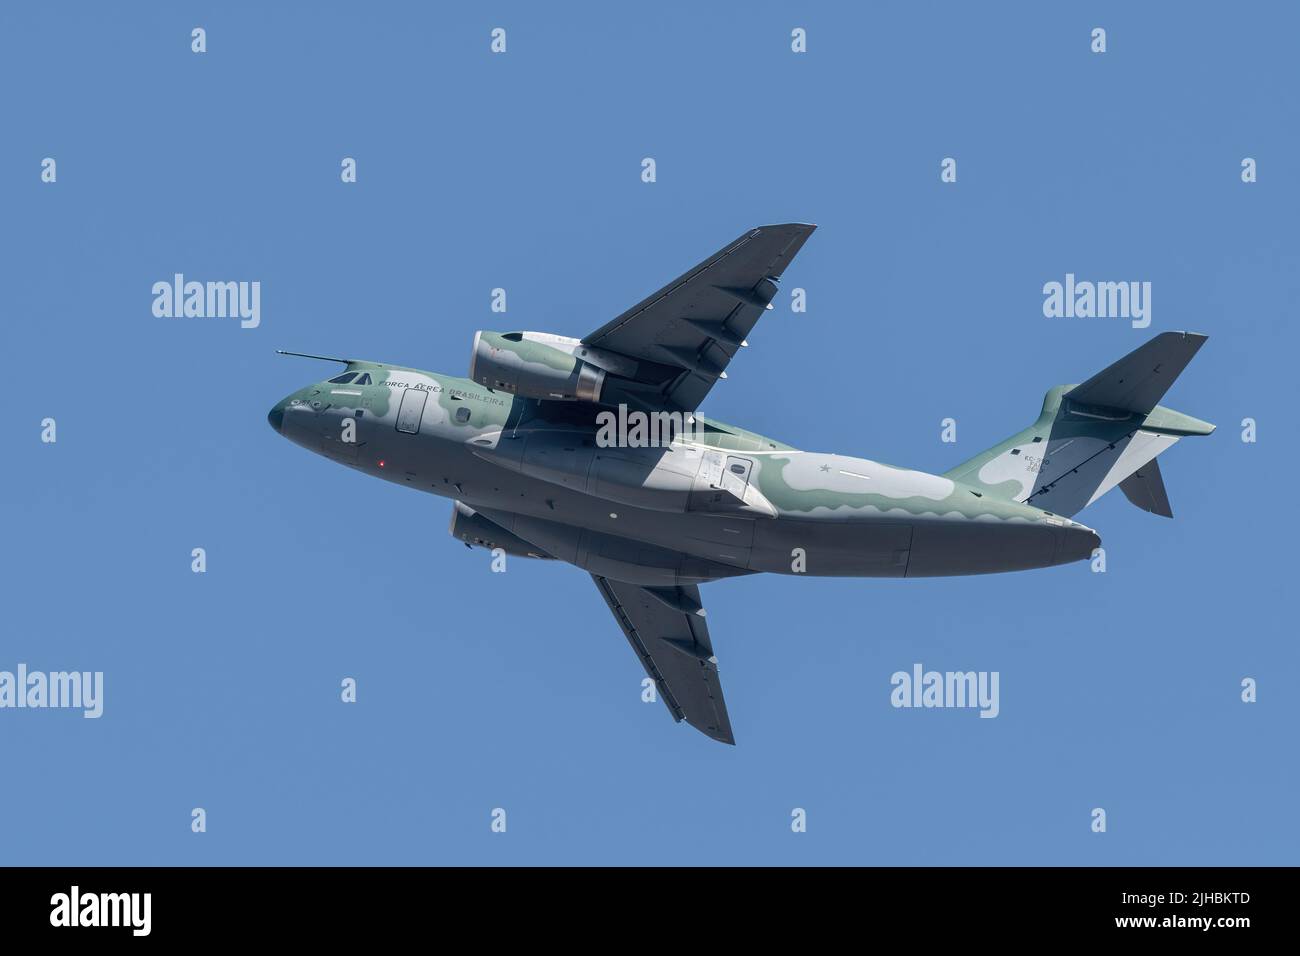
[267, 399, 287, 434]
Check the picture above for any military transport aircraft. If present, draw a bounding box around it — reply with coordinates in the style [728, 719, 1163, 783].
[268, 223, 1213, 744]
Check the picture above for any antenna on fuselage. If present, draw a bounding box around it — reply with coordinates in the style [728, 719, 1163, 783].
[275, 350, 351, 364]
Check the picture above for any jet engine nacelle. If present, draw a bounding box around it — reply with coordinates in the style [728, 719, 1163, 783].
[469, 330, 639, 404]
[448, 501, 553, 559]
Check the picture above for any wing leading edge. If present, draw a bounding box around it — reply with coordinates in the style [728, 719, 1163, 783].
[582, 223, 816, 412]
[591, 575, 735, 744]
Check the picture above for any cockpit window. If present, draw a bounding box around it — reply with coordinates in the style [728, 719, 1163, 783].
[328, 372, 358, 384]
[354, 373, 372, 385]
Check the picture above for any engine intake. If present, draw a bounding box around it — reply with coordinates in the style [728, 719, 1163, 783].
[448, 501, 552, 559]
[470, 330, 607, 403]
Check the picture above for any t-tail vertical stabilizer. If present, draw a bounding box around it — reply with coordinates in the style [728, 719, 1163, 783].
[944, 332, 1213, 518]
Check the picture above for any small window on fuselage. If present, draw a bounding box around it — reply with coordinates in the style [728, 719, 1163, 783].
[455, 406, 471, 423]
[328, 372, 358, 384]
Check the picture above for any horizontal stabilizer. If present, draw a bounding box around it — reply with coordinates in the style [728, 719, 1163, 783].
[1119, 458, 1173, 518]
[1067, 331, 1207, 415]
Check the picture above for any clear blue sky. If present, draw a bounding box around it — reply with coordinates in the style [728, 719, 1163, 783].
[3, 1, 1295, 865]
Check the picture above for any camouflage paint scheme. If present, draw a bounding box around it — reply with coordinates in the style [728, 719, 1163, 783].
[269, 358, 1190, 580]
[267, 224, 1214, 743]
[272, 362, 1064, 574]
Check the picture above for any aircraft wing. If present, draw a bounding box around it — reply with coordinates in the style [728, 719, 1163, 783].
[582, 223, 816, 412]
[591, 575, 735, 744]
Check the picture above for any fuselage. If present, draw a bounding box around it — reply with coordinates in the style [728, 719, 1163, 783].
[268, 361, 1100, 582]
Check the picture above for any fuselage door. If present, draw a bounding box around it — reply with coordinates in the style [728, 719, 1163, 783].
[722, 456, 753, 497]
[396, 388, 428, 434]
[689, 452, 763, 515]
